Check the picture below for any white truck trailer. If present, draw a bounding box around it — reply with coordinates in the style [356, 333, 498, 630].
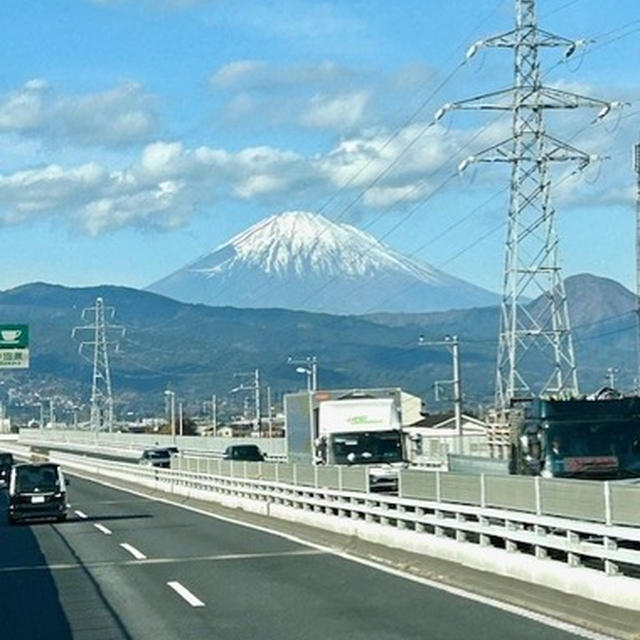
[284, 388, 413, 492]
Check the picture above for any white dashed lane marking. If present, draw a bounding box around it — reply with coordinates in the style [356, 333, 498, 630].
[93, 523, 112, 535]
[74, 510, 88, 519]
[119, 543, 147, 560]
[167, 581, 205, 607]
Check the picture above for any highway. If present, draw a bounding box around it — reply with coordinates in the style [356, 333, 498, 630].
[0, 474, 615, 640]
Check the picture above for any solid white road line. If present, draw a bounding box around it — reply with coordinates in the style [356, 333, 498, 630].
[167, 581, 205, 608]
[119, 543, 147, 560]
[93, 523, 112, 535]
[74, 510, 88, 519]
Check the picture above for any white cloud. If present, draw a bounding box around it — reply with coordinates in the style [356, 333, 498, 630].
[210, 60, 267, 88]
[210, 59, 351, 92]
[210, 59, 364, 131]
[0, 79, 47, 131]
[0, 95, 629, 235]
[0, 163, 106, 223]
[300, 91, 370, 130]
[321, 123, 464, 191]
[140, 141, 185, 174]
[0, 140, 314, 233]
[0, 121, 470, 232]
[0, 80, 157, 148]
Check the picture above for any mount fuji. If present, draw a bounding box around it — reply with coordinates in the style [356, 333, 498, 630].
[147, 211, 499, 314]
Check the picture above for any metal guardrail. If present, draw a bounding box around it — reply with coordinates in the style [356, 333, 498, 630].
[399, 469, 640, 528]
[174, 455, 370, 492]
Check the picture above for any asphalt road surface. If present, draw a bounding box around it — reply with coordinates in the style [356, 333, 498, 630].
[0, 475, 612, 640]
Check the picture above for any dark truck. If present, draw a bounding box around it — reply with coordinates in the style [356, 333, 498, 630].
[451, 391, 640, 479]
[514, 394, 640, 479]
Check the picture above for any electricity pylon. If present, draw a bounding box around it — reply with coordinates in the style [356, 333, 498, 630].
[72, 298, 125, 432]
[436, 0, 621, 412]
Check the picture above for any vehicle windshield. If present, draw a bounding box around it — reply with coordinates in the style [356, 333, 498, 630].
[330, 431, 403, 465]
[546, 420, 640, 476]
[148, 450, 171, 459]
[15, 465, 60, 493]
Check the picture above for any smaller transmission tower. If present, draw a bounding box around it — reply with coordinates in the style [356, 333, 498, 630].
[72, 298, 124, 432]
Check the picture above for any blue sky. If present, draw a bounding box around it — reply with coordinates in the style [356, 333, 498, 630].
[0, 0, 638, 295]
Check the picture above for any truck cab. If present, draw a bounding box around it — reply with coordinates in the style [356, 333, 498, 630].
[514, 393, 640, 479]
[315, 397, 406, 492]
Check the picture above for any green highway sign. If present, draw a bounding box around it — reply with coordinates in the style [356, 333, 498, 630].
[0, 324, 29, 368]
[0, 324, 28, 349]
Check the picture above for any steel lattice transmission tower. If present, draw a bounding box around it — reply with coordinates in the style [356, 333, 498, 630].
[72, 298, 125, 432]
[437, 0, 620, 412]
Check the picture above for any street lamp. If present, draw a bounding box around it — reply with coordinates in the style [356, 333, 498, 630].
[605, 367, 619, 389]
[295, 366, 313, 391]
[164, 390, 176, 443]
[288, 355, 318, 391]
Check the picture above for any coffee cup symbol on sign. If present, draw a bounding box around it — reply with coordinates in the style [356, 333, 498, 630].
[1, 329, 22, 343]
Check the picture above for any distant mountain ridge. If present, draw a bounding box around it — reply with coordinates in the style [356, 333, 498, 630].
[0, 273, 634, 415]
[147, 210, 499, 314]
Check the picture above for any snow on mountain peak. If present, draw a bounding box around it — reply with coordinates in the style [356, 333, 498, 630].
[193, 210, 444, 282]
[147, 209, 499, 314]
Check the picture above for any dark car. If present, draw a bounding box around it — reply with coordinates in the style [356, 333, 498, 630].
[8, 462, 68, 525]
[0, 452, 14, 486]
[139, 447, 175, 468]
[222, 444, 265, 462]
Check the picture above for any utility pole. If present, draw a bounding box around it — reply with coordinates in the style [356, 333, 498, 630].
[288, 355, 318, 391]
[231, 369, 262, 431]
[72, 298, 124, 433]
[436, 0, 620, 412]
[178, 400, 184, 437]
[254, 369, 260, 432]
[419, 335, 462, 436]
[49, 398, 55, 430]
[266, 386, 273, 438]
[211, 393, 217, 435]
[164, 390, 176, 443]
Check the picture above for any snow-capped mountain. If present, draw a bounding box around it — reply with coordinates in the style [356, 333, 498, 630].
[147, 211, 499, 314]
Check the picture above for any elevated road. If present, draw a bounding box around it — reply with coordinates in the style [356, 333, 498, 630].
[0, 475, 633, 639]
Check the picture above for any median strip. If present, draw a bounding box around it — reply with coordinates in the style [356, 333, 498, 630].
[119, 543, 146, 560]
[167, 581, 205, 607]
[93, 523, 112, 535]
